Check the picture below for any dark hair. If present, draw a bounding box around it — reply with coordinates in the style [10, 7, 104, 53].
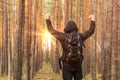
[64, 20, 78, 33]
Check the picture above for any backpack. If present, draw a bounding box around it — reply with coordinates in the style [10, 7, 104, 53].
[65, 33, 84, 64]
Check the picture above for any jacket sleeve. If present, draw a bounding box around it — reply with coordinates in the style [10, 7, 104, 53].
[81, 20, 96, 41]
[46, 19, 66, 40]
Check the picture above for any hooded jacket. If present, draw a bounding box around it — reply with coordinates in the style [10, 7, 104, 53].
[46, 19, 95, 70]
[46, 19, 95, 43]
[64, 20, 78, 33]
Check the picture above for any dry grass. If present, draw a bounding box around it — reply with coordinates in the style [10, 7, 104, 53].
[34, 62, 62, 80]
[0, 62, 102, 80]
[0, 76, 8, 80]
[34, 62, 102, 80]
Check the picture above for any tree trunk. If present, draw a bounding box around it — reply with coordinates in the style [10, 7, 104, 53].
[23, 0, 31, 79]
[102, 0, 113, 79]
[13, 0, 25, 80]
[7, 0, 12, 80]
[116, 1, 120, 79]
[30, 0, 37, 78]
[3, 0, 8, 75]
[91, 0, 97, 80]
[64, 0, 69, 25]
[69, 0, 72, 20]
[111, 0, 119, 80]
[1, 0, 4, 76]
[54, 0, 61, 73]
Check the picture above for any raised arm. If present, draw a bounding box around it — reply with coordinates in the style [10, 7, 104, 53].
[81, 15, 96, 41]
[46, 14, 66, 40]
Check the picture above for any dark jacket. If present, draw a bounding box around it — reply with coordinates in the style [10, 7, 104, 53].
[46, 19, 95, 69]
[46, 19, 95, 53]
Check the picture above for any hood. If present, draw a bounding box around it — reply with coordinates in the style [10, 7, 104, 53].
[64, 20, 78, 33]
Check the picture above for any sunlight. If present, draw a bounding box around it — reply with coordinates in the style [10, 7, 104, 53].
[44, 32, 51, 39]
[43, 32, 51, 51]
[38, 30, 52, 51]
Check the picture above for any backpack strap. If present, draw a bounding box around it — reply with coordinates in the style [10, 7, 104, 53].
[68, 33, 72, 43]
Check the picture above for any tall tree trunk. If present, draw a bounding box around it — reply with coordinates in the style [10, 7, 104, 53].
[100, 0, 106, 74]
[64, 0, 69, 25]
[76, 0, 82, 31]
[3, 0, 8, 75]
[54, 0, 61, 73]
[13, 0, 25, 80]
[91, 0, 97, 79]
[1, 0, 4, 76]
[111, 0, 119, 80]
[39, 0, 44, 69]
[30, 0, 37, 78]
[102, 0, 113, 79]
[23, 0, 31, 80]
[8, 0, 12, 80]
[69, 0, 72, 20]
[116, 0, 120, 79]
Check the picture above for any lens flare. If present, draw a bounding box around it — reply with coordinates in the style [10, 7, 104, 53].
[38, 30, 52, 51]
[44, 32, 51, 39]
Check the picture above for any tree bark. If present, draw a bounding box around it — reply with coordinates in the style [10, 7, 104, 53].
[30, 0, 37, 78]
[13, 0, 25, 80]
[116, 0, 120, 79]
[111, 0, 119, 80]
[1, 0, 4, 76]
[91, 0, 97, 80]
[7, 0, 12, 80]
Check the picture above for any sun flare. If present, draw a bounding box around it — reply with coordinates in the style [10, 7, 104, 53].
[44, 32, 51, 39]
[38, 31, 52, 51]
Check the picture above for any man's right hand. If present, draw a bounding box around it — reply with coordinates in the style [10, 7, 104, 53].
[46, 13, 51, 19]
[89, 15, 95, 21]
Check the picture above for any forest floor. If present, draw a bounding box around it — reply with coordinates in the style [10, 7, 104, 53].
[33, 62, 62, 80]
[34, 62, 101, 80]
[0, 62, 101, 80]
[0, 76, 7, 80]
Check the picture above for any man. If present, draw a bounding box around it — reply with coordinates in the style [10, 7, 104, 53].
[46, 14, 95, 80]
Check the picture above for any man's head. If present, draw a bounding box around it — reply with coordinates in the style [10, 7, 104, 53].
[64, 20, 78, 33]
